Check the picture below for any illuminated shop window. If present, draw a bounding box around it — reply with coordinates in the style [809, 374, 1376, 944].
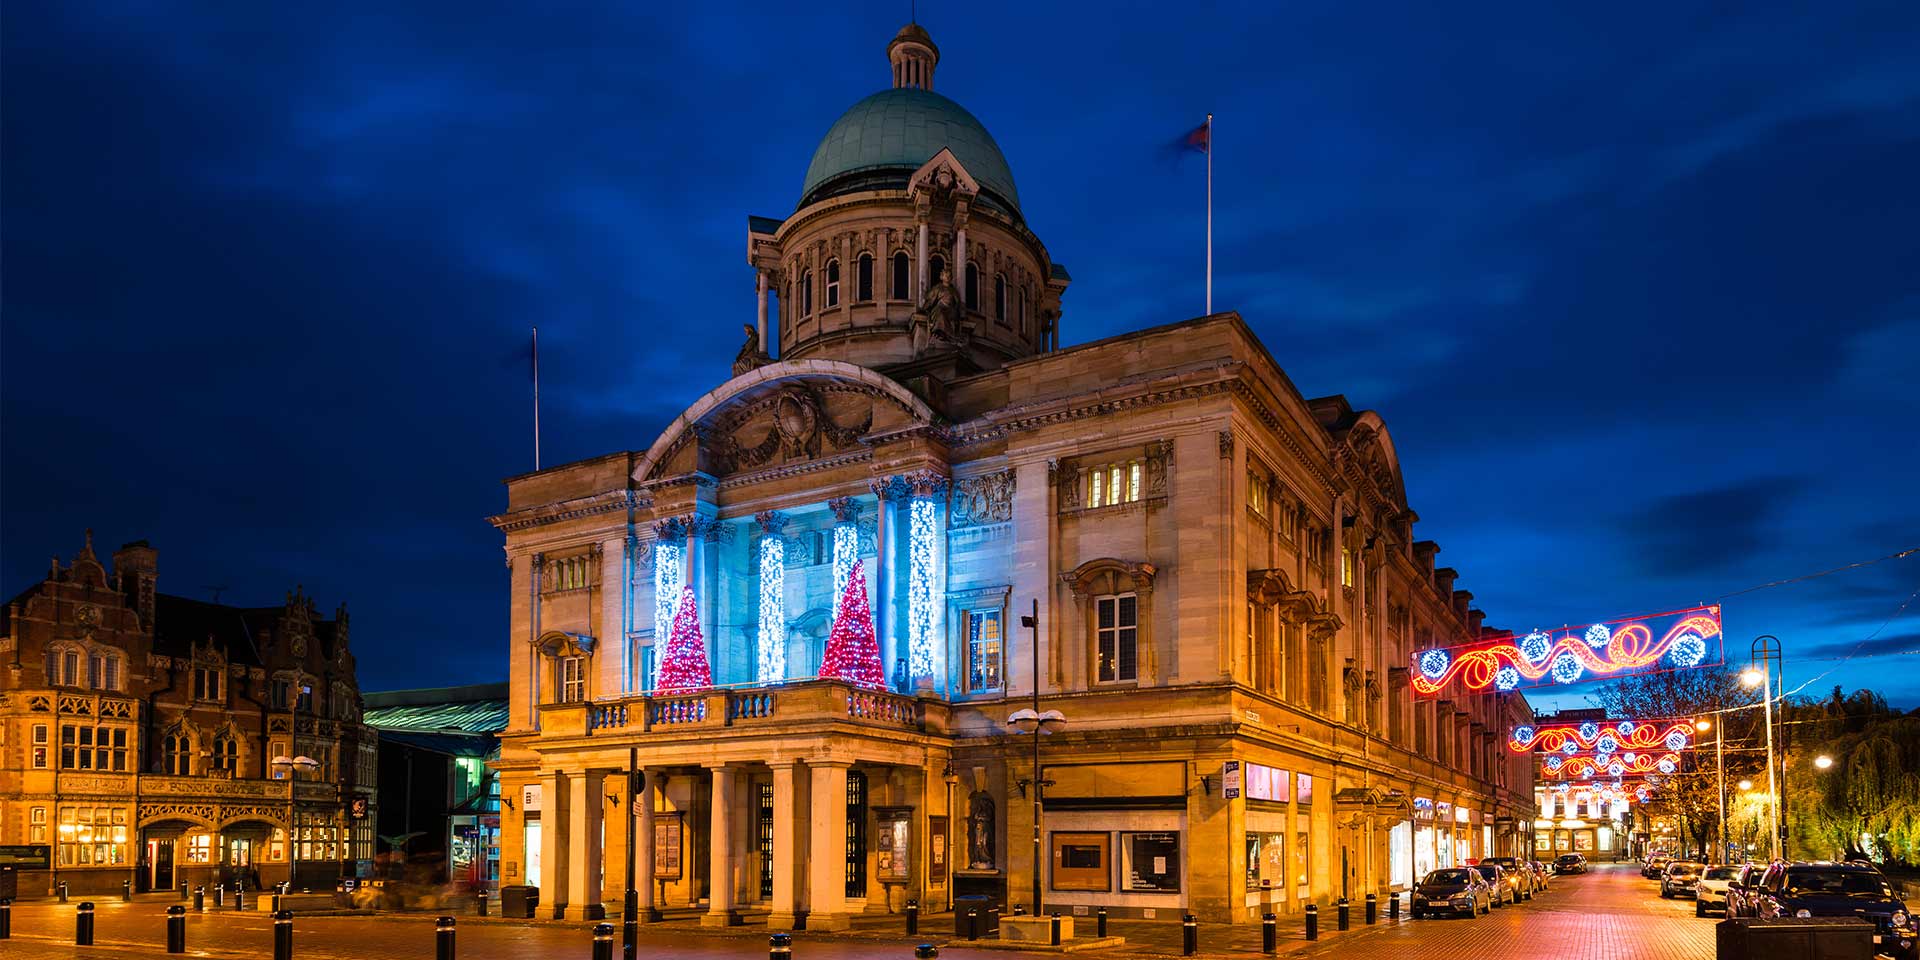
[1085, 461, 1144, 508]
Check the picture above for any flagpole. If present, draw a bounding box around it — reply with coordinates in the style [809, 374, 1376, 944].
[1205, 113, 1213, 316]
[532, 326, 542, 471]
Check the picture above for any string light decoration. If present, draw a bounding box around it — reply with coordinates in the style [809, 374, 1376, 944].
[907, 497, 938, 680]
[1508, 718, 1696, 754]
[831, 522, 858, 621]
[1539, 751, 1682, 780]
[651, 541, 683, 687]
[1410, 605, 1722, 696]
[820, 560, 885, 690]
[756, 534, 786, 684]
[654, 586, 712, 692]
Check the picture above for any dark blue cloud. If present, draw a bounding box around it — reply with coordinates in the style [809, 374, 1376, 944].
[4, 2, 1917, 701]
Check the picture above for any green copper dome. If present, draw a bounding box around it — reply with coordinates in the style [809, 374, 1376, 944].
[799, 87, 1020, 214]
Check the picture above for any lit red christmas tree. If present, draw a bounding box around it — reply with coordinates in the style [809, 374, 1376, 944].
[654, 586, 713, 692]
[819, 560, 884, 689]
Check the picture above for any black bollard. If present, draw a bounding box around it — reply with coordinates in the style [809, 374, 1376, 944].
[1305, 903, 1319, 941]
[591, 923, 614, 960]
[215, 882, 225, 908]
[1012, 903, 1025, 916]
[77, 901, 96, 946]
[1261, 912, 1277, 954]
[59, 881, 70, 903]
[906, 898, 919, 935]
[180, 882, 190, 901]
[1388, 891, 1400, 920]
[987, 905, 1001, 934]
[965, 907, 979, 941]
[1365, 892, 1377, 925]
[235, 887, 246, 911]
[915, 945, 939, 959]
[1096, 906, 1108, 937]
[477, 889, 490, 918]
[167, 905, 187, 954]
[1, 898, 10, 940]
[124, 879, 134, 902]
[436, 916, 456, 960]
[769, 931, 793, 959]
[273, 910, 293, 960]
[1050, 912, 1062, 947]
[1337, 897, 1350, 931]
[194, 887, 205, 911]
[1181, 913, 1198, 956]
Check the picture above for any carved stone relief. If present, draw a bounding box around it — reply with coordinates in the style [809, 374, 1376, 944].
[950, 470, 1014, 528]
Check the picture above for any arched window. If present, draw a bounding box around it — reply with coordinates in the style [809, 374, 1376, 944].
[825, 259, 841, 308]
[891, 252, 910, 301]
[857, 254, 874, 302]
[965, 262, 979, 310]
[994, 274, 1007, 325]
[801, 270, 813, 315]
[211, 734, 237, 774]
[163, 733, 192, 776]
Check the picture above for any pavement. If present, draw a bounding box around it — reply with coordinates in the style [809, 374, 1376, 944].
[0, 863, 1734, 959]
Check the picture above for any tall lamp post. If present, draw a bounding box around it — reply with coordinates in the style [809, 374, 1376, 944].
[1743, 635, 1782, 862]
[1010, 598, 1065, 916]
[1695, 718, 1724, 864]
[272, 754, 319, 890]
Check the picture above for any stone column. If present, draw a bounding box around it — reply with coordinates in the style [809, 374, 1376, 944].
[916, 221, 929, 302]
[569, 770, 606, 919]
[767, 761, 803, 928]
[807, 761, 851, 931]
[869, 478, 899, 682]
[755, 270, 769, 348]
[636, 770, 657, 920]
[540, 770, 568, 917]
[953, 227, 966, 304]
[702, 765, 738, 926]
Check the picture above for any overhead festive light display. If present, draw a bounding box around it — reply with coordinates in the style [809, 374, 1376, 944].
[1539, 751, 1682, 780]
[1411, 605, 1722, 696]
[1508, 718, 1697, 754]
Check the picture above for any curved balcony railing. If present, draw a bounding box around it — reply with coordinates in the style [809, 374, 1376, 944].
[569, 678, 929, 737]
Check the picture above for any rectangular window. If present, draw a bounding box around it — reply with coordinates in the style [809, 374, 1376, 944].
[61, 650, 79, 686]
[965, 610, 1003, 692]
[31, 723, 49, 769]
[1246, 763, 1290, 802]
[857, 256, 874, 302]
[559, 656, 586, 703]
[1119, 832, 1180, 892]
[1341, 547, 1354, 587]
[1050, 831, 1111, 891]
[193, 666, 223, 701]
[1246, 832, 1285, 891]
[1297, 773, 1314, 805]
[1083, 460, 1144, 508]
[1095, 593, 1138, 683]
[1248, 471, 1270, 518]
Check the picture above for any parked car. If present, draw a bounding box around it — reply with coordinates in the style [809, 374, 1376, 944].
[1660, 860, 1704, 899]
[1555, 853, 1588, 875]
[1694, 864, 1741, 917]
[1724, 862, 1771, 918]
[1642, 856, 1672, 879]
[1531, 861, 1552, 891]
[1412, 868, 1492, 918]
[1471, 864, 1517, 907]
[1747, 861, 1916, 960]
[1481, 858, 1537, 900]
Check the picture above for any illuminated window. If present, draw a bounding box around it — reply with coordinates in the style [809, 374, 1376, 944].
[57, 806, 128, 866]
[1341, 548, 1354, 587]
[825, 259, 841, 307]
[965, 610, 1003, 692]
[757, 534, 786, 684]
[891, 252, 911, 300]
[557, 656, 585, 703]
[994, 274, 1007, 324]
[163, 733, 193, 775]
[857, 254, 874, 302]
[1083, 460, 1145, 509]
[31, 724, 49, 769]
[1120, 832, 1180, 892]
[30, 806, 47, 843]
[907, 498, 938, 680]
[1248, 470, 1270, 518]
[1095, 593, 1138, 683]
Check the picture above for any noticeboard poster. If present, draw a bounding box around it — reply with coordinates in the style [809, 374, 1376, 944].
[654, 814, 683, 879]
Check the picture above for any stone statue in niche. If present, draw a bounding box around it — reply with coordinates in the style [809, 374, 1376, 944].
[967, 790, 996, 870]
[733, 323, 772, 377]
[913, 264, 968, 357]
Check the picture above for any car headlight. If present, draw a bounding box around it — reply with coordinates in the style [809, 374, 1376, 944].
[1892, 909, 1908, 930]
[1795, 909, 1812, 919]
[1452, 894, 1471, 903]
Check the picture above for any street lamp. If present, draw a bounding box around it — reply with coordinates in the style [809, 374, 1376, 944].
[273, 754, 320, 891]
[1010, 598, 1066, 917]
[1813, 755, 1833, 770]
[1748, 636, 1783, 862]
[1737, 780, 1753, 792]
[1694, 717, 1726, 864]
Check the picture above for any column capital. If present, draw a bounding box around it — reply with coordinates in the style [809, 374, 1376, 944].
[754, 510, 789, 536]
[805, 758, 855, 771]
[650, 517, 688, 544]
[903, 469, 950, 499]
[870, 475, 910, 502]
[827, 496, 862, 524]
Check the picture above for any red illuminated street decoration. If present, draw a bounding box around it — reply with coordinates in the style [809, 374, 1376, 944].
[1411, 605, 1722, 696]
[1508, 718, 1696, 754]
[654, 586, 713, 692]
[1541, 751, 1682, 779]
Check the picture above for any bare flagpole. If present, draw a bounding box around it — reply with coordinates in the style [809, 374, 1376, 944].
[532, 326, 542, 471]
[1205, 113, 1213, 316]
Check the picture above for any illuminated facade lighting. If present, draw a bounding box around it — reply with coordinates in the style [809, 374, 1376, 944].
[831, 522, 858, 621]
[757, 535, 786, 684]
[652, 541, 683, 688]
[907, 496, 938, 679]
[1411, 605, 1723, 696]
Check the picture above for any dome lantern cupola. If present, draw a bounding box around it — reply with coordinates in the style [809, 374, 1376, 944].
[889, 24, 939, 90]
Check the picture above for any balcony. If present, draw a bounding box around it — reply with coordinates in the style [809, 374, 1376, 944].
[537, 678, 947, 741]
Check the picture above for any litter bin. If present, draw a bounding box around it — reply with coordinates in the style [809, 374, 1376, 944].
[1714, 916, 1876, 960]
[501, 885, 540, 919]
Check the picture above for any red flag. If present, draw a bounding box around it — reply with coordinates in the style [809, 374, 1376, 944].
[1181, 118, 1210, 153]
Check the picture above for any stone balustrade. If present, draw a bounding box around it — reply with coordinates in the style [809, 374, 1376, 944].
[556, 678, 943, 738]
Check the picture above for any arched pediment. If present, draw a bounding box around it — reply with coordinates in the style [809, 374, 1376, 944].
[1344, 412, 1406, 509]
[534, 630, 594, 657]
[634, 359, 938, 484]
[1060, 557, 1158, 598]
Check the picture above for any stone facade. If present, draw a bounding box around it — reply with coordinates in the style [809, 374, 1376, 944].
[489, 23, 1534, 928]
[0, 532, 376, 896]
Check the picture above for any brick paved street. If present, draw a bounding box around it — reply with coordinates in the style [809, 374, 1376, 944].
[1, 863, 1723, 959]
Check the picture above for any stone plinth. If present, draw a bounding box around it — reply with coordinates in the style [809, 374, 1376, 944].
[1001, 914, 1074, 943]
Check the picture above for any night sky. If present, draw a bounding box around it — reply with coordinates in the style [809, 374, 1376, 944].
[5, 4, 1916, 706]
